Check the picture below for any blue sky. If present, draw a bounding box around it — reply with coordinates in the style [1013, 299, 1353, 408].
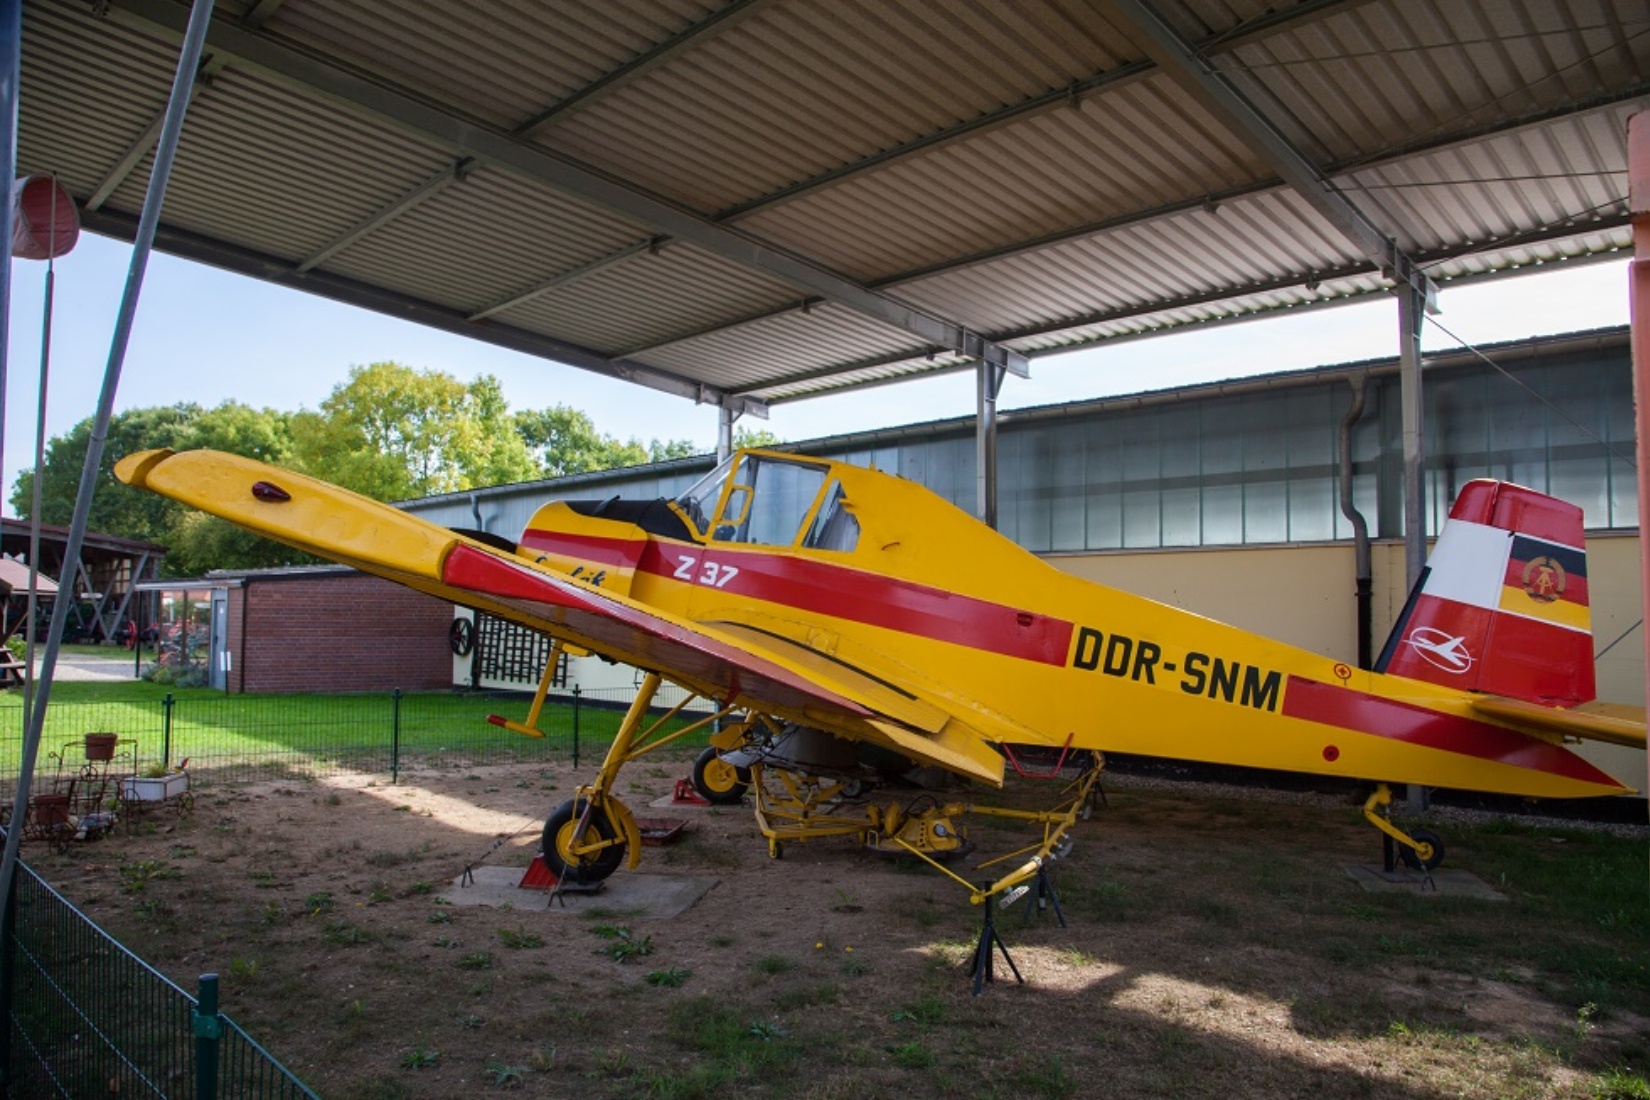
[0, 230, 1632, 510]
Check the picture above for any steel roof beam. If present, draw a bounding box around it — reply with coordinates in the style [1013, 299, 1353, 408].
[86, 52, 228, 212]
[77, 205, 768, 417]
[296, 157, 474, 273]
[101, 0, 1028, 380]
[511, 0, 781, 136]
[468, 237, 662, 321]
[713, 0, 1371, 224]
[1107, 0, 1437, 307]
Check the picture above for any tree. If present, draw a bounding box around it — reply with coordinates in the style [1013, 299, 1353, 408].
[515, 405, 647, 477]
[648, 438, 700, 462]
[9, 403, 201, 543]
[733, 425, 781, 449]
[291, 363, 535, 500]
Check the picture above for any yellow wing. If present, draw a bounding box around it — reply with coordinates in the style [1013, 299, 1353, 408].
[116, 449, 1007, 785]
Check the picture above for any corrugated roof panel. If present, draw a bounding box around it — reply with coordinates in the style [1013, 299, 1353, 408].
[1222, 0, 1649, 168]
[314, 170, 654, 315]
[534, 0, 1144, 212]
[265, 0, 720, 131]
[100, 68, 457, 264]
[18, 4, 182, 195]
[891, 189, 1359, 337]
[490, 242, 806, 356]
[736, 72, 1271, 281]
[633, 301, 933, 390]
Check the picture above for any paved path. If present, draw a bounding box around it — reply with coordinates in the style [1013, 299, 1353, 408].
[33, 651, 142, 683]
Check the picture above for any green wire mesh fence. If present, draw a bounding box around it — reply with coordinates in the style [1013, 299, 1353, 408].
[1, 859, 319, 1099]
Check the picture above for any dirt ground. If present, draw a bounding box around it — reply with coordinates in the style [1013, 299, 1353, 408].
[26, 753, 1650, 1100]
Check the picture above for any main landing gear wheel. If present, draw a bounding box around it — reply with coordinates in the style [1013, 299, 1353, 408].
[692, 747, 751, 805]
[542, 798, 625, 883]
[1398, 828, 1445, 872]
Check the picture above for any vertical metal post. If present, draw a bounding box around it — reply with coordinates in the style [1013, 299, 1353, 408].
[976, 360, 1005, 528]
[193, 973, 222, 1100]
[0, 0, 21, 514]
[1626, 109, 1650, 804]
[0, 857, 16, 1088]
[162, 692, 174, 770]
[1398, 285, 1427, 587]
[390, 688, 402, 784]
[716, 405, 736, 463]
[0, 0, 216, 929]
[572, 685, 581, 770]
[1398, 284, 1431, 813]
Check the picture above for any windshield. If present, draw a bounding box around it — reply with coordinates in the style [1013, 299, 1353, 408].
[673, 453, 832, 547]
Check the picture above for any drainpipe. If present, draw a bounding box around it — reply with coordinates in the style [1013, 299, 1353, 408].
[469, 492, 486, 534]
[1338, 374, 1373, 668]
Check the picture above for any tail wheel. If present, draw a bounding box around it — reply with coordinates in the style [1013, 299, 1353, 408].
[1399, 828, 1445, 872]
[692, 746, 751, 805]
[542, 797, 625, 883]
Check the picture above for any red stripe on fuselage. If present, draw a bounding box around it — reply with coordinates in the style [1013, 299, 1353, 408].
[1281, 676, 1621, 788]
[525, 530, 1074, 665]
[520, 529, 644, 569]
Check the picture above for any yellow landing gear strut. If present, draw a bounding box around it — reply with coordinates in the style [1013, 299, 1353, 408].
[540, 672, 737, 883]
[1362, 783, 1445, 881]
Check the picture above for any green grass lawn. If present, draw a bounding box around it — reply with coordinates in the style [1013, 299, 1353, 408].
[0, 680, 708, 783]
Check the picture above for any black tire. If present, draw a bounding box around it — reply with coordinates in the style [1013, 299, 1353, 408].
[542, 797, 625, 883]
[449, 617, 475, 657]
[692, 746, 751, 805]
[1398, 828, 1445, 871]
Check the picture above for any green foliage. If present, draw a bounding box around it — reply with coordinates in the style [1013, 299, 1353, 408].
[732, 425, 781, 449]
[645, 968, 692, 987]
[292, 363, 534, 500]
[515, 404, 699, 477]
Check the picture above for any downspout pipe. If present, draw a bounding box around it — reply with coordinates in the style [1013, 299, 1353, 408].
[1338, 373, 1373, 668]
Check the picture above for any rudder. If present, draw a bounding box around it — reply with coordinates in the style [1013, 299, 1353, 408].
[1375, 480, 1594, 707]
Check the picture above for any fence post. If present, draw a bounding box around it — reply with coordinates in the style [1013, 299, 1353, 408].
[0, 858, 16, 1089]
[572, 685, 581, 770]
[391, 689, 402, 785]
[193, 973, 222, 1100]
[162, 692, 175, 770]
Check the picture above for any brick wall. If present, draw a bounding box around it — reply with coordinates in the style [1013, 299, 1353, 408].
[231, 572, 453, 694]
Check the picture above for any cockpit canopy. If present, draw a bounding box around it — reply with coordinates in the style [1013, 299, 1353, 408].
[675, 452, 859, 552]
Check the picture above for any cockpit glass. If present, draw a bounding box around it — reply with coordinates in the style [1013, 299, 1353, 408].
[674, 453, 830, 546]
[673, 454, 738, 535]
[803, 481, 859, 552]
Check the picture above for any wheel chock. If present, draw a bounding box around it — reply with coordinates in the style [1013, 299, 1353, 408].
[518, 855, 558, 890]
[672, 778, 711, 806]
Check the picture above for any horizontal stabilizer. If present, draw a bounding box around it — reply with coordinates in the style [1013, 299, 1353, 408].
[1470, 696, 1647, 750]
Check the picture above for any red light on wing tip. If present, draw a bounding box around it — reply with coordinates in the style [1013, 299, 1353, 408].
[251, 481, 291, 503]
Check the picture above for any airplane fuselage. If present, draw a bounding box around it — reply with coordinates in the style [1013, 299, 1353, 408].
[518, 453, 1628, 802]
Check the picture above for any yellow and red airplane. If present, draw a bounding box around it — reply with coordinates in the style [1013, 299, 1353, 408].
[115, 446, 1644, 904]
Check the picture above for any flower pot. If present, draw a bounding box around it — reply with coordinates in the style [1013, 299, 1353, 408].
[84, 733, 118, 761]
[120, 773, 188, 802]
[31, 792, 69, 826]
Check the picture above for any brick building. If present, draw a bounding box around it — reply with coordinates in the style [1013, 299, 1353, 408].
[141, 566, 453, 694]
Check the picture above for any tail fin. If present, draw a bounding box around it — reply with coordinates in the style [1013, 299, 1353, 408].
[1375, 480, 1594, 707]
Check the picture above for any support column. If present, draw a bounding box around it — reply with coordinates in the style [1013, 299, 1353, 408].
[716, 405, 737, 463]
[1626, 109, 1650, 803]
[0, 0, 20, 516]
[1398, 284, 1427, 587]
[976, 360, 1006, 528]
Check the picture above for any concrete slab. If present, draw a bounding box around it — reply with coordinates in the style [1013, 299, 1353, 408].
[1343, 864, 1507, 900]
[443, 866, 718, 919]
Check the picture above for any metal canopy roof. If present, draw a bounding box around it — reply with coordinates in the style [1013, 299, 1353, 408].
[19, 0, 1648, 413]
